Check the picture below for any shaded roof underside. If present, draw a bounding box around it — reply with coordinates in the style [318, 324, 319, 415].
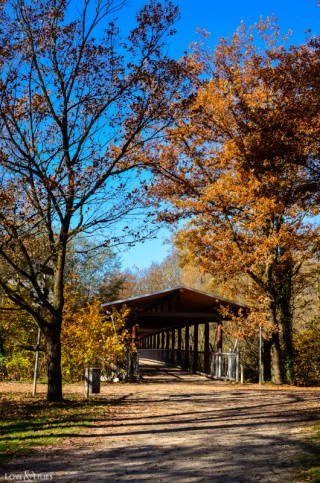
[102, 286, 247, 338]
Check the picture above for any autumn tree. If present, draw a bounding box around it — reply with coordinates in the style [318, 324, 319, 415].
[150, 21, 320, 384]
[0, 0, 189, 400]
[61, 293, 130, 382]
[293, 317, 320, 386]
[0, 301, 41, 381]
[0, 239, 124, 382]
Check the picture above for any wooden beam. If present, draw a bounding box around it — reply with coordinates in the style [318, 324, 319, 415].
[138, 311, 220, 319]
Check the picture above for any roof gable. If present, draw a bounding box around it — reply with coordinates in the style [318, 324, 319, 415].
[102, 286, 247, 337]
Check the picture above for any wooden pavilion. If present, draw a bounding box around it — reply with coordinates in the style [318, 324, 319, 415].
[102, 285, 248, 377]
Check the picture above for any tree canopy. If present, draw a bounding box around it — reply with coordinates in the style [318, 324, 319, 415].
[0, 0, 190, 400]
[150, 21, 320, 383]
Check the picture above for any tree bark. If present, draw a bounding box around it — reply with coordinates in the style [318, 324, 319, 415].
[278, 271, 295, 384]
[43, 321, 63, 402]
[263, 339, 271, 382]
[266, 299, 283, 384]
[270, 331, 282, 384]
[281, 317, 295, 384]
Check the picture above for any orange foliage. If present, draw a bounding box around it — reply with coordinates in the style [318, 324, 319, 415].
[151, 20, 320, 383]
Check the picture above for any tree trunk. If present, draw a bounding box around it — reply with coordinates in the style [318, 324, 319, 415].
[280, 311, 295, 384]
[263, 339, 271, 382]
[270, 331, 282, 384]
[44, 321, 63, 402]
[278, 273, 295, 384]
[266, 298, 283, 384]
[42, 241, 67, 402]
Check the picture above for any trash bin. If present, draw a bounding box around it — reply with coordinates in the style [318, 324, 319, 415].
[85, 367, 101, 397]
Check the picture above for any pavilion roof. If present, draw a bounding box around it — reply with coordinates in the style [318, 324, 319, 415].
[102, 285, 248, 338]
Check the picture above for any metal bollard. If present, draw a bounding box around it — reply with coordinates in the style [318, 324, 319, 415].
[84, 367, 101, 397]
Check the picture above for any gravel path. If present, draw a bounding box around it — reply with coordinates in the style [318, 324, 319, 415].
[1, 359, 320, 482]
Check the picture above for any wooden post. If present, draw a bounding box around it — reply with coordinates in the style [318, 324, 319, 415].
[132, 324, 137, 343]
[177, 327, 182, 366]
[172, 328, 175, 349]
[204, 322, 210, 375]
[216, 322, 223, 378]
[185, 325, 190, 370]
[166, 329, 170, 350]
[166, 329, 170, 362]
[171, 328, 176, 364]
[193, 324, 199, 372]
[217, 349, 222, 378]
[236, 350, 240, 382]
[217, 322, 223, 352]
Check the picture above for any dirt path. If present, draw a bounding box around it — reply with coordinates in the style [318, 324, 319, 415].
[1, 360, 320, 482]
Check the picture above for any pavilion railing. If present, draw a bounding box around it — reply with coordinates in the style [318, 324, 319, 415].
[139, 348, 240, 381]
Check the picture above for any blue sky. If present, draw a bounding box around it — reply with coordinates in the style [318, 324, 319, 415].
[118, 0, 320, 270]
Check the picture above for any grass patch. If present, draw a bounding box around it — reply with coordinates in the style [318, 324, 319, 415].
[0, 393, 111, 460]
[296, 424, 320, 483]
